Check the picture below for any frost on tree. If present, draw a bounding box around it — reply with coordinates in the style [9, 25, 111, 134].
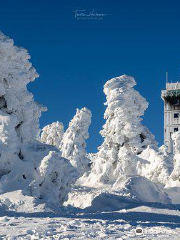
[138, 145, 173, 185]
[0, 32, 77, 206]
[89, 75, 157, 185]
[167, 132, 180, 187]
[0, 31, 45, 177]
[31, 151, 77, 205]
[41, 121, 64, 148]
[60, 108, 92, 175]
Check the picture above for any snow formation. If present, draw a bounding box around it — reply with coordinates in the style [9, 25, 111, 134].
[41, 121, 64, 148]
[60, 108, 92, 175]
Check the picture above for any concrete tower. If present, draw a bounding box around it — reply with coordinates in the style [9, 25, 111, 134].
[161, 80, 180, 153]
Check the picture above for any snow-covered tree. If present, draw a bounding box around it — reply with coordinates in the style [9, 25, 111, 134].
[138, 146, 173, 185]
[0, 31, 77, 206]
[0, 31, 46, 177]
[166, 132, 180, 187]
[88, 75, 157, 185]
[30, 151, 77, 204]
[60, 108, 92, 175]
[41, 121, 64, 148]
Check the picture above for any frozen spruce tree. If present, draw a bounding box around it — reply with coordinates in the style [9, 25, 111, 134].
[0, 31, 45, 177]
[60, 108, 92, 175]
[31, 151, 77, 205]
[89, 75, 156, 185]
[41, 121, 64, 148]
[0, 32, 77, 207]
[166, 132, 180, 187]
[138, 145, 173, 185]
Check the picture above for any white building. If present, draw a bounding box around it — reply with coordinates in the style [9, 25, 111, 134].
[161, 82, 180, 153]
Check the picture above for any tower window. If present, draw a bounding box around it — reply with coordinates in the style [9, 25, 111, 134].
[174, 128, 178, 132]
[174, 113, 179, 118]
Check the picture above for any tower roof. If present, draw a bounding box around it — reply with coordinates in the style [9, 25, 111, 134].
[161, 82, 180, 99]
[166, 82, 180, 90]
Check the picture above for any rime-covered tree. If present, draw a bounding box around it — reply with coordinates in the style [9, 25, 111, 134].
[60, 108, 91, 175]
[0, 32, 77, 206]
[0, 31, 45, 176]
[89, 75, 157, 184]
[166, 132, 180, 187]
[30, 151, 77, 204]
[41, 121, 64, 148]
[138, 145, 173, 185]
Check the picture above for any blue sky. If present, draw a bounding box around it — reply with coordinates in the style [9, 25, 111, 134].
[0, 0, 180, 152]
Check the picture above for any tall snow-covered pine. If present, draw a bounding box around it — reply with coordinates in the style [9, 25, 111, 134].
[0, 32, 77, 206]
[60, 108, 91, 175]
[89, 75, 156, 184]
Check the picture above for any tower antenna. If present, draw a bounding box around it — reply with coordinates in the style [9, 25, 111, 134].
[166, 71, 168, 84]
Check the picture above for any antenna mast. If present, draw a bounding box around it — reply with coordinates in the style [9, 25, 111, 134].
[166, 71, 168, 84]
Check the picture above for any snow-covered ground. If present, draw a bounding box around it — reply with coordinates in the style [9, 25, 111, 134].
[0, 204, 180, 239]
[0, 188, 179, 239]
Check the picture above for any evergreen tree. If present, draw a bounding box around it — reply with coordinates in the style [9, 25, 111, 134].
[60, 108, 91, 175]
[41, 121, 64, 148]
[89, 75, 156, 184]
[0, 32, 77, 206]
[167, 132, 180, 187]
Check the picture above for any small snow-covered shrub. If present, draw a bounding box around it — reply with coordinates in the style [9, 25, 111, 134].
[35, 151, 77, 204]
[41, 121, 64, 148]
[60, 108, 92, 175]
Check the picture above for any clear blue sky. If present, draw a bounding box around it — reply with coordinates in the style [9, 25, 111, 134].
[0, 0, 180, 152]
